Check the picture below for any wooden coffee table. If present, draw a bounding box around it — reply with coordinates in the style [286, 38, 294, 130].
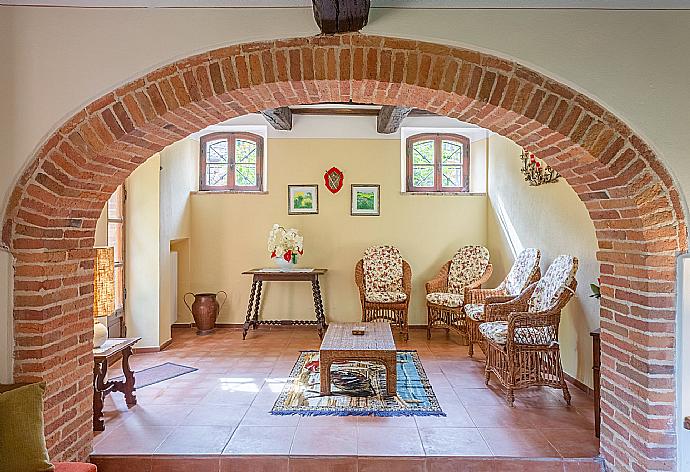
[319, 322, 397, 396]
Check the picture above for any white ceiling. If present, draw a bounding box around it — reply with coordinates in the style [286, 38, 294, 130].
[1, 0, 689, 8]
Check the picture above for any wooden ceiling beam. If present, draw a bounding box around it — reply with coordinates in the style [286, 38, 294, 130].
[312, 0, 370, 34]
[377, 105, 413, 134]
[261, 107, 293, 130]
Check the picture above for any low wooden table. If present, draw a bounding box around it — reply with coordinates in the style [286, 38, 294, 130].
[319, 322, 397, 397]
[92, 337, 140, 431]
[242, 268, 327, 339]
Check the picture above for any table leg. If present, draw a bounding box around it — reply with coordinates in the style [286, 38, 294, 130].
[242, 280, 258, 339]
[252, 281, 263, 330]
[92, 359, 107, 431]
[121, 346, 137, 407]
[320, 357, 332, 395]
[386, 355, 397, 397]
[312, 277, 326, 339]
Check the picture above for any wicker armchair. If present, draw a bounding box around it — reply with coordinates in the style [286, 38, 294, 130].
[355, 245, 412, 341]
[425, 246, 492, 341]
[464, 248, 541, 357]
[480, 255, 578, 406]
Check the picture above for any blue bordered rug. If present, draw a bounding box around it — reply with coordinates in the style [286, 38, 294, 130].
[271, 350, 444, 417]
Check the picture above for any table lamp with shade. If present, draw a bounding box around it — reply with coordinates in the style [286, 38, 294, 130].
[93, 247, 114, 348]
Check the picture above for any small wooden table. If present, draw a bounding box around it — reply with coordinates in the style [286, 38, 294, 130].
[92, 337, 140, 431]
[319, 322, 397, 397]
[242, 268, 327, 339]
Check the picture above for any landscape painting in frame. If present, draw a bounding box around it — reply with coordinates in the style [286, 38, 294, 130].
[351, 184, 380, 216]
[288, 185, 319, 215]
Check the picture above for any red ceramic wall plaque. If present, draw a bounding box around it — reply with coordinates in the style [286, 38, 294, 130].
[324, 167, 344, 194]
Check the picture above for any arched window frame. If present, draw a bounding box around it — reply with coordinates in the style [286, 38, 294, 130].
[405, 133, 470, 193]
[199, 132, 264, 192]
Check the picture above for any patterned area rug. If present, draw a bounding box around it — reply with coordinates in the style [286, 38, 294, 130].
[112, 362, 197, 388]
[271, 350, 444, 417]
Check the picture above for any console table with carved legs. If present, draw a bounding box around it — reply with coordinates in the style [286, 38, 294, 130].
[242, 269, 327, 339]
[92, 337, 141, 431]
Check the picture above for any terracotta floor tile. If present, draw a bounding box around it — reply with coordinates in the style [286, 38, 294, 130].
[418, 427, 492, 456]
[220, 455, 289, 472]
[287, 456, 357, 472]
[358, 457, 426, 472]
[479, 428, 559, 457]
[155, 426, 234, 454]
[356, 426, 424, 456]
[240, 403, 300, 426]
[540, 428, 600, 458]
[467, 405, 535, 429]
[414, 403, 475, 428]
[92, 327, 596, 461]
[150, 456, 220, 472]
[356, 415, 417, 428]
[90, 455, 153, 472]
[222, 426, 295, 455]
[185, 404, 248, 427]
[290, 426, 358, 455]
[120, 404, 195, 427]
[92, 424, 174, 454]
[454, 387, 505, 407]
[427, 457, 576, 472]
[522, 407, 596, 430]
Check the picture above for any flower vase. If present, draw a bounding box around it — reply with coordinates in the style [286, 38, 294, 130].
[273, 255, 295, 269]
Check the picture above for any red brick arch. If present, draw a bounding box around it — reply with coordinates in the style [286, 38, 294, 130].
[2, 33, 684, 470]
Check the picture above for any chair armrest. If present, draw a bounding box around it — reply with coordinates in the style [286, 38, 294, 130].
[425, 261, 450, 294]
[355, 259, 365, 303]
[485, 295, 516, 305]
[506, 310, 561, 347]
[402, 260, 413, 299]
[465, 287, 506, 305]
[463, 264, 494, 301]
[484, 283, 537, 322]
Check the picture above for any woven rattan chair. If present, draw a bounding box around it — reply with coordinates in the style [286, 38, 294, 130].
[464, 248, 541, 357]
[355, 245, 412, 341]
[425, 246, 492, 341]
[480, 254, 578, 406]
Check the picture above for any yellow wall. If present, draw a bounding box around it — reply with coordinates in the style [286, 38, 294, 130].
[486, 134, 600, 387]
[190, 138, 487, 326]
[125, 154, 160, 348]
[159, 140, 197, 344]
[94, 206, 108, 247]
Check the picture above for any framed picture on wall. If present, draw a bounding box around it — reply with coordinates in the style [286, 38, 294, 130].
[288, 185, 319, 215]
[351, 184, 380, 216]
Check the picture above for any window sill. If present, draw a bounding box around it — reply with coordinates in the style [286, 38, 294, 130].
[400, 191, 486, 196]
[192, 190, 268, 195]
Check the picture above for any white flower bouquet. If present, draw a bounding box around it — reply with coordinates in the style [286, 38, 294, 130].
[267, 224, 304, 263]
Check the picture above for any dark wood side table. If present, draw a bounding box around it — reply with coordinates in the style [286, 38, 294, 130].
[242, 268, 327, 339]
[591, 328, 601, 438]
[92, 337, 141, 431]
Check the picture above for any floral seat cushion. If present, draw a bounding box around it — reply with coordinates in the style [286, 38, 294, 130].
[447, 246, 490, 294]
[363, 245, 404, 294]
[426, 292, 464, 308]
[479, 321, 557, 346]
[499, 248, 541, 296]
[528, 255, 578, 312]
[365, 291, 407, 304]
[464, 303, 485, 321]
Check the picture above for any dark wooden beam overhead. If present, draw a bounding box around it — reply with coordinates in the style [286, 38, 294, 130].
[312, 0, 370, 34]
[261, 107, 293, 130]
[377, 105, 413, 134]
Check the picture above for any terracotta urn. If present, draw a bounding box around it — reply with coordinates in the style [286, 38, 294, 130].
[183, 291, 227, 335]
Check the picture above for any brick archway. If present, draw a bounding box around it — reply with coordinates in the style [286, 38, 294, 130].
[3, 34, 684, 470]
